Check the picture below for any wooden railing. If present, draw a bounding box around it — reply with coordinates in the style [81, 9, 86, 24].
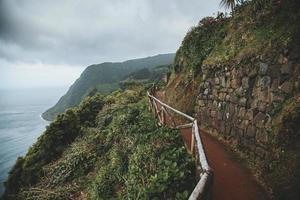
[147, 91, 213, 200]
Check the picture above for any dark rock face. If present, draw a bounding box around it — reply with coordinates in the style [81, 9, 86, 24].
[195, 56, 299, 162]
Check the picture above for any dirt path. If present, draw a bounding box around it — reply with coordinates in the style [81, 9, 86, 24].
[152, 92, 269, 200]
[201, 132, 269, 200]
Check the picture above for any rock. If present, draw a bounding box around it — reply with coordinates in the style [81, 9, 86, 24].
[221, 77, 226, 87]
[258, 88, 270, 103]
[212, 89, 218, 97]
[230, 94, 239, 103]
[231, 79, 239, 89]
[258, 101, 267, 112]
[259, 62, 268, 75]
[204, 81, 211, 89]
[246, 126, 256, 138]
[279, 81, 293, 94]
[198, 100, 206, 107]
[240, 119, 249, 130]
[268, 65, 281, 79]
[219, 92, 226, 101]
[260, 76, 271, 89]
[277, 54, 284, 64]
[208, 95, 214, 100]
[215, 77, 220, 85]
[242, 77, 249, 89]
[270, 92, 285, 103]
[253, 112, 266, 128]
[225, 125, 232, 135]
[235, 87, 246, 97]
[249, 68, 258, 78]
[228, 103, 236, 116]
[238, 107, 246, 118]
[226, 94, 231, 101]
[217, 111, 223, 120]
[280, 63, 292, 74]
[213, 100, 218, 108]
[239, 97, 247, 106]
[204, 88, 209, 95]
[250, 98, 258, 108]
[255, 146, 266, 158]
[271, 79, 280, 92]
[246, 110, 254, 121]
[211, 110, 217, 118]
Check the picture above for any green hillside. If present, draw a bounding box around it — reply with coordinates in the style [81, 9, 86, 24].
[2, 83, 195, 200]
[42, 54, 174, 121]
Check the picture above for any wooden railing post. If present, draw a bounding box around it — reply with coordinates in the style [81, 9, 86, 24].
[191, 122, 195, 155]
[148, 97, 152, 112]
[161, 106, 165, 125]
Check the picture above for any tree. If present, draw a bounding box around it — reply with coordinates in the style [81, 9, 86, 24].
[220, 0, 243, 12]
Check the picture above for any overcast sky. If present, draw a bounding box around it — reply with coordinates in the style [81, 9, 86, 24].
[0, 0, 223, 90]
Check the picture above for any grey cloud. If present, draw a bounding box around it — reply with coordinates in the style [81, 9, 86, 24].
[0, 0, 223, 66]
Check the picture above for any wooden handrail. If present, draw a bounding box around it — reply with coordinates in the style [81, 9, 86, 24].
[147, 91, 213, 200]
[147, 92, 195, 121]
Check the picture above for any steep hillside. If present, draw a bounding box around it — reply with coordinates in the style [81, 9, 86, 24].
[42, 54, 174, 121]
[2, 83, 195, 200]
[160, 0, 300, 199]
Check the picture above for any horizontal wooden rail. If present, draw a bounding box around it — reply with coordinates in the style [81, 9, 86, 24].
[175, 123, 193, 129]
[147, 92, 195, 121]
[147, 91, 213, 200]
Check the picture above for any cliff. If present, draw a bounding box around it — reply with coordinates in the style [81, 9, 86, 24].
[42, 53, 175, 121]
[160, 0, 300, 199]
[2, 83, 195, 199]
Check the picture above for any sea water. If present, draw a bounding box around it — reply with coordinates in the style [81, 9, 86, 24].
[0, 88, 65, 195]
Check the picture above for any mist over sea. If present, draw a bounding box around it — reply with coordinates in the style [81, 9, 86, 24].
[0, 88, 66, 195]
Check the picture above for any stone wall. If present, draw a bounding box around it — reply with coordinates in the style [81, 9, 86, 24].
[195, 53, 300, 162]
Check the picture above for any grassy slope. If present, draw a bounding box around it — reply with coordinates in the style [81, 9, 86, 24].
[42, 54, 175, 121]
[2, 84, 195, 200]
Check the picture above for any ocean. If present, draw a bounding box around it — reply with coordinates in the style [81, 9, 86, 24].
[0, 88, 66, 195]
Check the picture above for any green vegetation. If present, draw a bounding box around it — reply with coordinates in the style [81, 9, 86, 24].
[3, 84, 195, 200]
[174, 16, 227, 73]
[268, 95, 300, 199]
[123, 65, 169, 82]
[42, 54, 175, 121]
[205, 0, 297, 65]
[173, 0, 299, 74]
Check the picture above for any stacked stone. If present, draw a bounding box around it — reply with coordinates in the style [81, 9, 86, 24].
[195, 53, 300, 160]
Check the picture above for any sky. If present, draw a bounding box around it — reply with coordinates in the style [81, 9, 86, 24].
[0, 0, 224, 90]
